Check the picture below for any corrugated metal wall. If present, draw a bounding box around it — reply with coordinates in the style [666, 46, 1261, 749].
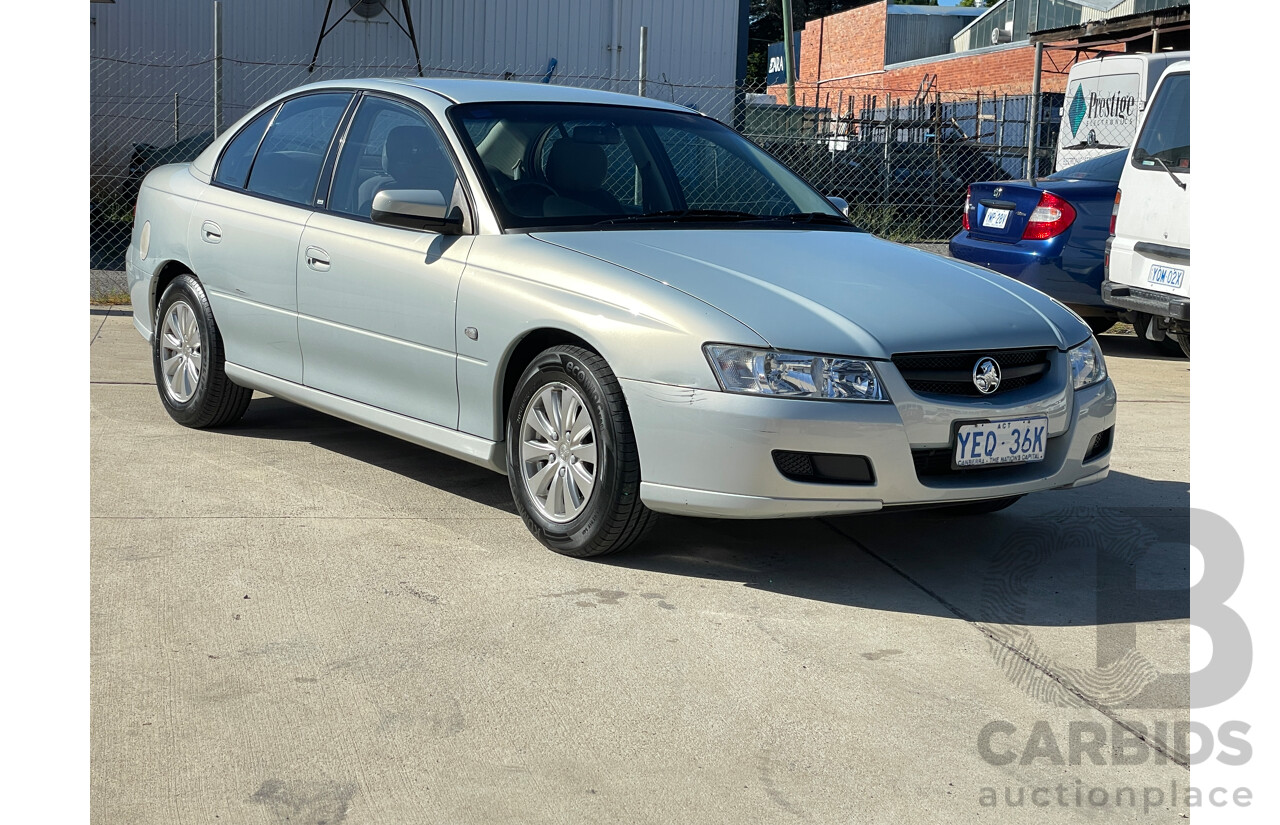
[90, 0, 742, 177]
[885, 12, 982, 67]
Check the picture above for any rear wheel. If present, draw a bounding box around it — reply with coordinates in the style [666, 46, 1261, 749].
[153, 274, 252, 428]
[506, 346, 656, 557]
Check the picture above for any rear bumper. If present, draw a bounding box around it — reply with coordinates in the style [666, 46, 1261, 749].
[1102, 280, 1190, 321]
[949, 233, 1108, 312]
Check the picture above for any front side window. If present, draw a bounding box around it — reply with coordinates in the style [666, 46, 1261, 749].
[451, 102, 845, 230]
[1132, 72, 1190, 172]
[327, 96, 460, 219]
[245, 92, 352, 206]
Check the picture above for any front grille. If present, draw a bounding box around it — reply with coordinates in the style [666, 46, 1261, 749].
[773, 451, 875, 485]
[892, 348, 1054, 398]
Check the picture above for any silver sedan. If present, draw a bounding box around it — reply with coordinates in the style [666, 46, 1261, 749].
[127, 78, 1115, 557]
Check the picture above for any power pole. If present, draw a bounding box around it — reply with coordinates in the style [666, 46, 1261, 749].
[782, 0, 796, 106]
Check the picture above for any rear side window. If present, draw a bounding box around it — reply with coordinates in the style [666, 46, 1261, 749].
[214, 106, 275, 188]
[246, 93, 353, 206]
[1132, 72, 1190, 172]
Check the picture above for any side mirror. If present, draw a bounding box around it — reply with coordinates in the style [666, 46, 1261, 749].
[826, 195, 850, 217]
[371, 189, 465, 234]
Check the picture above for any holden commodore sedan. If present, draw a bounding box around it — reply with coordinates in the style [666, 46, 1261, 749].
[128, 78, 1115, 557]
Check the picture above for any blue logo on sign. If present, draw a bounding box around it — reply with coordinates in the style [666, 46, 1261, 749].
[1068, 85, 1087, 137]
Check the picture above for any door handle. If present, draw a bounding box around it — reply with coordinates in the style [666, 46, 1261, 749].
[200, 221, 222, 243]
[305, 246, 331, 271]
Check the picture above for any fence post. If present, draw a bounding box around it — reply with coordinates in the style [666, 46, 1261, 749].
[637, 26, 648, 97]
[213, 1, 224, 138]
[1027, 41, 1043, 182]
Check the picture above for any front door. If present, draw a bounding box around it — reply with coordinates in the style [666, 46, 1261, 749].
[297, 94, 473, 428]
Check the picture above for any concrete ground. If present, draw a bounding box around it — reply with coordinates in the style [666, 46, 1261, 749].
[91, 306, 1190, 824]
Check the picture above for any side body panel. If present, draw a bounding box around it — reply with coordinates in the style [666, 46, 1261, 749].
[297, 214, 473, 427]
[127, 165, 207, 340]
[187, 185, 310, 383]
[453, 233, 765, 443]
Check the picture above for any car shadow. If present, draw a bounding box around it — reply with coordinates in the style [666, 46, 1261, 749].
[1097, 330, 1188, 361]
[227, 395, 518, 514]
[227, 396, 1187, 629]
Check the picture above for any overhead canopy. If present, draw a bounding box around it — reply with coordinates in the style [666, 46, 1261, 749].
[1030, 3, 1190, 50]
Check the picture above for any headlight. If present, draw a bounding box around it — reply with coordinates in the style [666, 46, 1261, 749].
[1068, 337, 1107, 390]
[704, 345, 885, 401]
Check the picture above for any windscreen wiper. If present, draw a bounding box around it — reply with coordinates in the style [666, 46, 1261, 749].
[1061, 140, 1125, 151]
[594, 209, 761, 226]
[768, 211, 854, 226]
[1133, 149, 1188, 191]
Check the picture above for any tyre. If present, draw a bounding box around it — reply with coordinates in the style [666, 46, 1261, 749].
[1134, 312, 1185, 358]
[1173, 330, 1189, 358]
[152, 274, 252, 428]
[936, 495, 1023, 516]
[506, 346, 656, 557]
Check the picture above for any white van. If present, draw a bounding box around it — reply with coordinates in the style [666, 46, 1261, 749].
[1055, 51, 1190, 172]
[1102, 60, 1191, 357]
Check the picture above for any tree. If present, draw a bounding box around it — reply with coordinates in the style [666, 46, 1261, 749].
[957, 0, 997, 7]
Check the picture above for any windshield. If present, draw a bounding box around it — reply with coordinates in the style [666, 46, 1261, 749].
[449, 102, 847, 230]
[1132, 71, 1190, 173]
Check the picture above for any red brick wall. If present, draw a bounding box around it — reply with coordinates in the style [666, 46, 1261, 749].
[764, 2, 1112, 107]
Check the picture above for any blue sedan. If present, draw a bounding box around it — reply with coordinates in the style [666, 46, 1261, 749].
[949, 150, 1126, 336]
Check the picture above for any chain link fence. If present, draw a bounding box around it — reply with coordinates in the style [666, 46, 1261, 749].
[91, 50, 1066, 274]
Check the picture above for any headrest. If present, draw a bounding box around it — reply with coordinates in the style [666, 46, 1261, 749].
[384, 125, 443, 181]
[546, 139, 607, 193]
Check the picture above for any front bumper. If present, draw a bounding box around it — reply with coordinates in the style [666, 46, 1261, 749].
[624, 365, 1116, 519]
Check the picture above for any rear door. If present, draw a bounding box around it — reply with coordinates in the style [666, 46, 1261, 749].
[190, 92, 354, 383]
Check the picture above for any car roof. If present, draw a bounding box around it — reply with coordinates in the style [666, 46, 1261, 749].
[316, 76, 695, 113]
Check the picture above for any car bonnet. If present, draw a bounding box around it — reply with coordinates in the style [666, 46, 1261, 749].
[530, 229, 1086, 359]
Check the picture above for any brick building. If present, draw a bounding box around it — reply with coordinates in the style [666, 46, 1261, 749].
[767, 0, 1191, 106]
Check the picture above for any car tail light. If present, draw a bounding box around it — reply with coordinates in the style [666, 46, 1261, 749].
[1110, 189, 1121, 235]
[1021, 191, 1076, 240]
[961, 186, 971, 231]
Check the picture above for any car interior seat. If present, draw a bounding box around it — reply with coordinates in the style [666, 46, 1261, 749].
[358, 125, 457, 216]
[542, 138, 624, 217]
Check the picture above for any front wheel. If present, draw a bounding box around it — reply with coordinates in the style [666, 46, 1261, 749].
[506, 346, 656, 557]
[152, 274, 252, 428]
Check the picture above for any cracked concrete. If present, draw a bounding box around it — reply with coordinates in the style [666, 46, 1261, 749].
[92, 306, 1190, 823]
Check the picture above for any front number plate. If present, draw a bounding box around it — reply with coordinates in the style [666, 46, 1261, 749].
[982, 208, 1010, 229]
[954, 417, 1048, 467]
